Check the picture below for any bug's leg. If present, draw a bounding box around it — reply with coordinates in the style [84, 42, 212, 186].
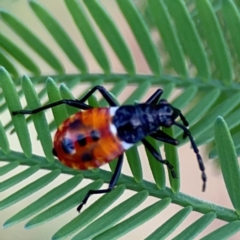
[174, 122, 207, 191]
[150, 130, 178, 146]
[78, 85, 118, 107]
[145, 89, 163, 105]
[77, 154, 124, 212]
[141, 138, 177, 178]
[12, 85, 118, 116]
[12, 100, 92, 116]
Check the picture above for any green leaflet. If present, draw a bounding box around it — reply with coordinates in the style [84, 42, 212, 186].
[173, 212, 216, 240]
[214, 117, 240, 215]
[83, 0, 135, 75]
[3, 174, 83, 228]
[93, 198, 171, 240]
[0, 67, 32, 157]
[145, 206, 192, 240]
[1, 0, 240, 239]
[0, 10, 64, 73]
[52, 185, 126, 240]
[72, 190, 149, 239]
[29, 0, 87, 73]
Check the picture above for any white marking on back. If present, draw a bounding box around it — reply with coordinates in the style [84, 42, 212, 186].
[109, 107, 134, 150]
[110, 123, 117, 135]
[109, 106, 119, 117]
[109, 123, 133, 150]
[120, 141, 133, 150]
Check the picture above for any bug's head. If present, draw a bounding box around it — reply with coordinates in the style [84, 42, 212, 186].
[155, 99, 178, 127]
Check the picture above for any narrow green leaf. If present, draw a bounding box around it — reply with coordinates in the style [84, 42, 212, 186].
[0, 120, 10, 154]
[29, 0, 87, 73]
[196, 107, 240, 146]
[65, 0, 110, 74]
[173, 212, 216, 240]
[0, 67, 32, 157]
[2, 88, 25, 133]
[110, 80, 127, 95]
[210, 129, 240, 159]
[208, 146, 217, 159]
[149, 0, 187, 78]
[117, 0, 161, 76]
[47, 78, 68, 126]
[165, 0, 210, 80]
[59, 83, 78, 116]
[25, 180, 103, 229]
[161, 83, 175, 99]
[177, 88, 220, 133]
[214, 116, 240, 214]
[146, 206, 192, 240]
[83, 0, 135, 75]
[171, 85, 198, 109]
[195, 0, 233, 84]
[22, 76, 55, 162]
[0, 50, 19, 77]
[201, 220, 240, 240]
[0, 169, 61, 210]
[72, 190, 149, 240]
[0, 165, 39, 192]
[93, 198, 171, 240]
[123, 81, 151, 104]
[52, 185, 125, 240]
[0, 10, 64, 74]
[0, 33, 40, 74]
[0, 161, 19, 176]
[88, 94, 100, 108]
[222, 1, 240, 64]
[3, 174, 83, 228]
[145, 136, 166, 189]
[163, 127, 179, 192]
[99, 80, 127, 106]
[125, 147, 143, 183]
[190, 92, 240, 141]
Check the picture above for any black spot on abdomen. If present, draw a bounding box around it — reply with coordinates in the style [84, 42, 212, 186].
[90, 130, 101, 141]
[77, 134, 87, 146]
[81, 152, 93, 162]
[69, 119, 81, 129]
[62, 138, 75, 154]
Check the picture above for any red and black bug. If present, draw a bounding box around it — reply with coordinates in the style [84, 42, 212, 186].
[12, 85, 206, 212]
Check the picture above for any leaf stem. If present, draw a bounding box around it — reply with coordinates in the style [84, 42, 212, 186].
[0, 150, 238, 222]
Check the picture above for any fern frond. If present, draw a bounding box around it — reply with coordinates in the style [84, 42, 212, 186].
[1, 0, 240, 239]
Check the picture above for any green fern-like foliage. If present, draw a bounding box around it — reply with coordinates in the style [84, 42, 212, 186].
[1, 0, 240, 239]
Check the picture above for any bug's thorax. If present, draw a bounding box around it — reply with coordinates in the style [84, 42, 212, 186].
[111, 103, 175, 144]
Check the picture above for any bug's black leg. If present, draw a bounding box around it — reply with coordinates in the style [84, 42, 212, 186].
[145, 89, 163, 105]
[12, 100, 92, 116]
[174, 122, 207, 191]
[12, 85, 117, 116]
[150, 130, 178, 146]
[77, 154, 124, 212]
[142, 138, 177, 178]
[78, 85, 118, 107]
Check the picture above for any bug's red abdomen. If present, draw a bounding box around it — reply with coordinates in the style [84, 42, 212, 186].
[53, 108, 124, 170]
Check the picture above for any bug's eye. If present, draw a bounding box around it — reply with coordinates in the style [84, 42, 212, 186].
[163, 105, 173, 115]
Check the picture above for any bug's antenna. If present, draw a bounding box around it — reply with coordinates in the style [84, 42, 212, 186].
[174, 122, 207, 191]
[171, 107, 189, 139]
